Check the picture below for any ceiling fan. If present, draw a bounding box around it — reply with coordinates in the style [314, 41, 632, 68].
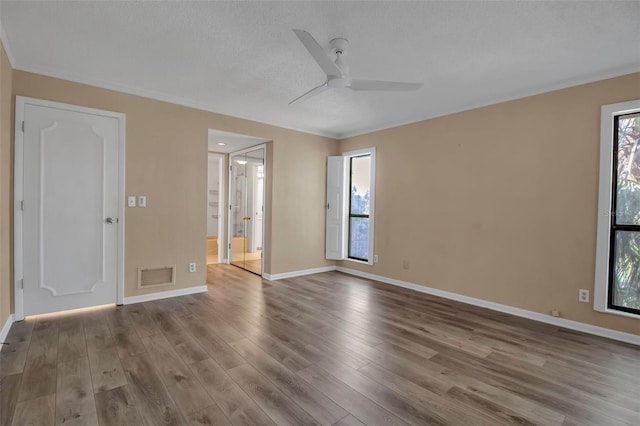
[290, 29, 423, 105]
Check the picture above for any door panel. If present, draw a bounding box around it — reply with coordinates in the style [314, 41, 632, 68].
[22, 104, 119, 315]
[229, 147, 264, 275]
[326, 156, 345, 259]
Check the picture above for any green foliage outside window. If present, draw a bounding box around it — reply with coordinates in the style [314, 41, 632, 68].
[613, 114, 640, 310]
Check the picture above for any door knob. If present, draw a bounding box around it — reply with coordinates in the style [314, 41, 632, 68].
[242, 216, 251, 221]
[105, 217, 117, 224]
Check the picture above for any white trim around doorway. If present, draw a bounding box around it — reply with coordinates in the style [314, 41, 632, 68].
[207, 152, 226, 264]
[228, 143, 267, 276]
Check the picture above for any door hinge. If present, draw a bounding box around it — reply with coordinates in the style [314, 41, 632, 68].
[19, 200, 24, 211]
[19, 279, 24, 289]
[229, 243, 231, 249]
[22, 121, 25, 133]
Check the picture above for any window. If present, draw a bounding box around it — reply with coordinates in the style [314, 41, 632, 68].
[595, 100, 640, 317]
[325, 148, 376, 264]
[348, 155, 371, 261]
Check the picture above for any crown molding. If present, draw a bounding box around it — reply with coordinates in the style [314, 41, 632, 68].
[336, 63, 640, 139]
[11, 64, 340, 140]
[8, 53, 639, 142]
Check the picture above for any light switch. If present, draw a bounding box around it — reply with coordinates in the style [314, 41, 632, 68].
[128, 196, 136, 207]
[138, 196, 147, 207]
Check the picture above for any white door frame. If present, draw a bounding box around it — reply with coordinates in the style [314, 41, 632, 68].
[14, 96, 126, 321]
[207, 152, 226, 263]
[227, 144, 267, 275]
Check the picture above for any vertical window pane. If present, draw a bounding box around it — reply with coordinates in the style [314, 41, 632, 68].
[612, 230, 640, 310]
[615, 113, 640, 225]
[350, 156, 371, 215]
[349, 217, 369, 259]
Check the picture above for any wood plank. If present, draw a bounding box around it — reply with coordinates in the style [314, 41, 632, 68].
[124, 304, 162, 337]
[0, 349, 28, 377]
[17, 319, 59, 402]
[333, 414, 366, 426]
[227, 363, 321, 426]
[57, 316, 87, 363]
[1, 320, 34, 354]
[104, 310, 146, 358]
[55, 357, 97, 425]
[230, 338, 347, 425]
[1, 374, 21, 426]
[190, 358, 274, 426]
[141, 333, 214, 416]
[11, 394, 55, 426]
[177, 316, 245, 370]
[185, 405, 232, 426]
[145, 310, 209, 365]
[83, 312, 115, 354]
[87, 348, 127, 393]
[120, 354, 185, 426]
[297, 365, 409, 426]
[95, 385, 143, 426]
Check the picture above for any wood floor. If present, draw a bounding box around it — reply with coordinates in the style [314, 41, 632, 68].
[231, 259, 262, 275]
[1, 265, 639, 425]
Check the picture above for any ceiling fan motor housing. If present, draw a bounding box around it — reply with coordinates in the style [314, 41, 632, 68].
[330, 38, 349, 55]
[330, 38, 350, 78]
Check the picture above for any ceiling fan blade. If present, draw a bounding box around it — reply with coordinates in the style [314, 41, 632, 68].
[292, 29, 342, 77]
[289, 81, 330, 105]
[349, 79, 423, 91]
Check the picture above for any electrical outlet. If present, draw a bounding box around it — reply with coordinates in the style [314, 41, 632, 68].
[188, 262, 196, 273]
[551, 309, 560, 317]
[578, 289, 589, 303]
[402, 260, 409, 270]
[373, 254, 379, 263]
[127, 196, 136, 207]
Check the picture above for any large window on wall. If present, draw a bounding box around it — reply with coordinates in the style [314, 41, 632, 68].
[348, 155, 371, 261]
[325, 148, 376, 264]
[595, 100, 640, 317]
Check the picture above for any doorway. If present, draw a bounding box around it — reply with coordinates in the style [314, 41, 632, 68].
[206, 153, 224, 265]
[14, 97, 125, 320]
[229, 146, 265, 275]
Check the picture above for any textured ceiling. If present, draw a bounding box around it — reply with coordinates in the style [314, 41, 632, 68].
[208, 129, 268, 154]
[2, 1, 639, 139]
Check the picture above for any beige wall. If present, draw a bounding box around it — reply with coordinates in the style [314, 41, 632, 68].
[269, 128, 338, 273]
[3, 61, 638, 338]
[10, 70, 337, 303]
[0, 42, 12, 327]
[339, 73, 640, 336]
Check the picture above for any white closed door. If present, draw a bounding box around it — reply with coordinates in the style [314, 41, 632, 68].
[21, 102, 120, 316]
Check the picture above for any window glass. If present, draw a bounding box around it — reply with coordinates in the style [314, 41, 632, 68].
[348, 155, 371, 261]
[615, 113, 640, 225]
[349, 217, 369, 259]
[350, 156, 371, 215]
[611, 113, 640, 313]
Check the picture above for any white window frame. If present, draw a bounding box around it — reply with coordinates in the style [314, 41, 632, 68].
[325, 147, 376, 264]
[594, 99, 640, 318]
[343, 147, 376, 265]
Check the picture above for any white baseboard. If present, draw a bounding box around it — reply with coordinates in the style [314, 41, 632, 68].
[1, 314, 15, 344]
[123, 285, 208, 305]
[263, 266, 337, 281]
[336, 267, 640, 346]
